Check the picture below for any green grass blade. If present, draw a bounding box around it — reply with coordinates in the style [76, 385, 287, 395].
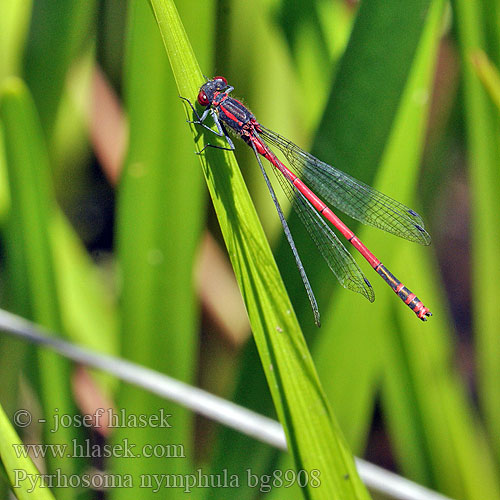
[383, 247, 500, 500]
[208, 1, 436, 496]
[471, 50, 500, 111]
[314, 0, 433, 178]
[375, 3, 500, 498]
[50, 211, 119, 395]
[0, 123, 24, 500]
[310, 0, 435, 450]
[0, 0, 32, 79]
[23, 0, 96, 138]
[482, 0, 500, 65]
[275, 0, 434, 326]
[109, 0, 206, 496]
[0, 402, 55, 500]
[267, 4, 447, 499]
[452, 0, 500, 468]
[0, 78, 88, 499]
[148, 0, 371, 498]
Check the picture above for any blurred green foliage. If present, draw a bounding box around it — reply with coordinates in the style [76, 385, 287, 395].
[0, 0, 499, 499]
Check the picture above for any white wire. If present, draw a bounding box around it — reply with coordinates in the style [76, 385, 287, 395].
[0, 308, 453, 500]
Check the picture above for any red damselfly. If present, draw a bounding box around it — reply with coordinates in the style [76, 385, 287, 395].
[181, 77, 432, 326]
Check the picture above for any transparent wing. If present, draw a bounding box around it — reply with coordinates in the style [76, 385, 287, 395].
[259, 126, 431, 246]
[267, 152, 375, 302]
[250, 142, 321, 326]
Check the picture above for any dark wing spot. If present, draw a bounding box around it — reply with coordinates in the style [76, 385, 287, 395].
[415, 224, 425, 232]
[364, 277, 372, 287]
[408, 209, 419, 217]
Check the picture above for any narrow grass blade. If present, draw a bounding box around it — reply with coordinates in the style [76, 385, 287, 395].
[383, 246, 500, 500]
[471, 50, 500, 111]
[452, 0, 500, 467]
[209, 1, 436, 498]
[50, 211, 119, 395]
[267, 4, 446, 499]
[0, 78, 88, 500]
[110, 0, 206, 495]
[0, 402, 55, 500]
[0, 0, 32, 79]
[369, 3, 500, 498]
[310, 0, 438, 452]
[23, 0, 97, 138]
[276, 0, 434, 325]
[148, 0, 371, 498]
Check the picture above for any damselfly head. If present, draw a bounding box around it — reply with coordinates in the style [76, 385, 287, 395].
[197, 76, 229, 107]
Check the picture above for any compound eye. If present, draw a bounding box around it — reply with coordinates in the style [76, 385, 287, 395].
[214, 76, 227, 85]
[197, 91, 209, 106]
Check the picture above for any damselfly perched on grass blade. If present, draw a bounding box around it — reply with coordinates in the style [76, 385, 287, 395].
[181, 76, 432, 326]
